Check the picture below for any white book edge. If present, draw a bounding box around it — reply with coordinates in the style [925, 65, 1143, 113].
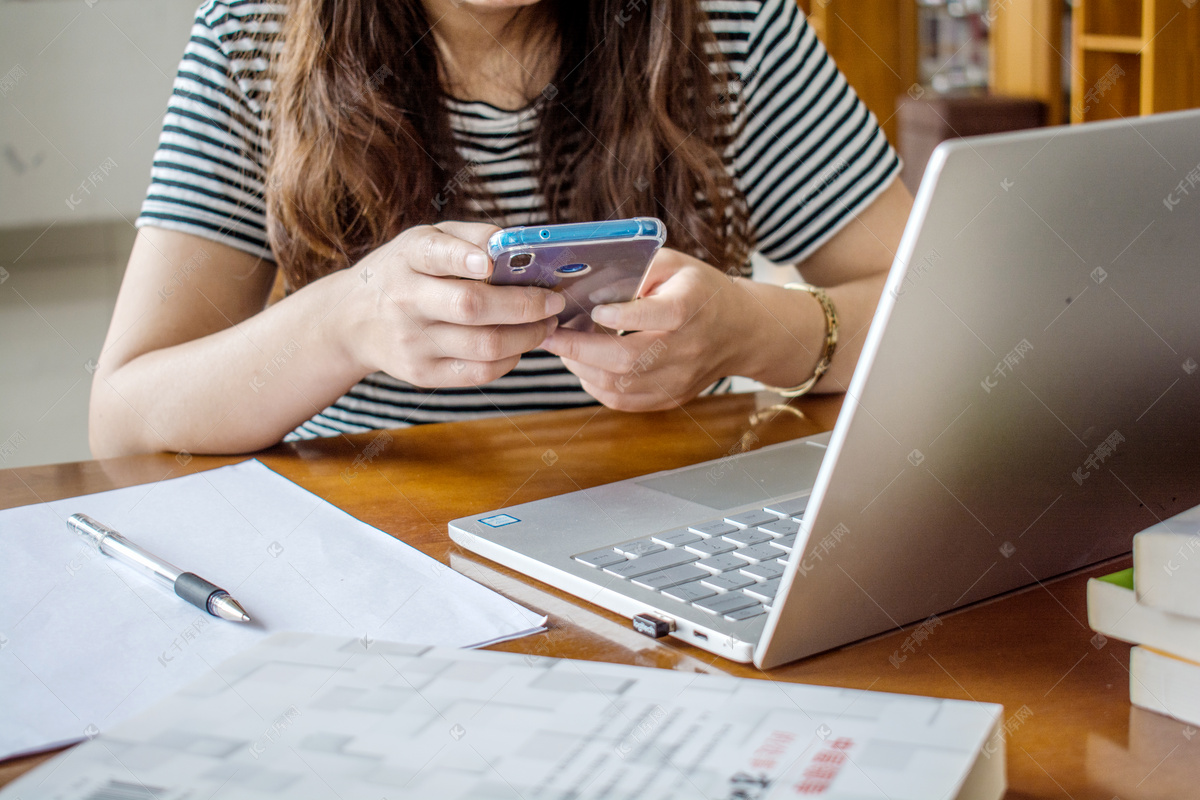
[1129, 646, 1200, 729]
[953, 714, 1006, 800]
[1134, 528, 1200, 619]
[1086, 576, 1200, 663]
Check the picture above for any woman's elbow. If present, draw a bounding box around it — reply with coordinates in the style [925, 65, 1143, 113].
[87, 369, 160, 459]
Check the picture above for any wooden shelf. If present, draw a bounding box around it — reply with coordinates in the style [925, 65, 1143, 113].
[1082, 0, 1144, 38]
[800, 1, 1069, 136]
[1078, 34, 1145, 54]
[1072, 0, 1200, 122]
[794, 1, 1198, 137]
[989, 0, 1066, 126]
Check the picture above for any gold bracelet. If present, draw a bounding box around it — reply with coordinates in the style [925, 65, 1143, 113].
[761, 282, 839, 398]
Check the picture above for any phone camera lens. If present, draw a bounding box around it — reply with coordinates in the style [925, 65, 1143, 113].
[539, 229, 551, 240]
[554, 263, 591, 277]
[510, 253, 534, 269]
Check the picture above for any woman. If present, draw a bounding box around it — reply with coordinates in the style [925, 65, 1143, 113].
[88, 0, 911, 456]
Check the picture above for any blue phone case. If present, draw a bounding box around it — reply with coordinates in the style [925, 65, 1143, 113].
[487, 217, 667, 329]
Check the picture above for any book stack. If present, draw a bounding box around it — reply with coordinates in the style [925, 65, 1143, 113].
[1087, 504, 1200, 727]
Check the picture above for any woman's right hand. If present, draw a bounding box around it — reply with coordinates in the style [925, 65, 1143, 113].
[337, 221, 564, 388]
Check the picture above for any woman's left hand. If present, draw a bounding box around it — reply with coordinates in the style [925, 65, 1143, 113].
[540, 247, 752, 411]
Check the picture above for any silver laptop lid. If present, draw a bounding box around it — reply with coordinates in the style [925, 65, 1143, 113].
[759, 109, 1200, 667]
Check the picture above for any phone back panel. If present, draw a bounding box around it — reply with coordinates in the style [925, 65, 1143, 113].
[489, 236, 663, 329]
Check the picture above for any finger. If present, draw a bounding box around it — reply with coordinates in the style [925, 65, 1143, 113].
[540, 327, 655, 373]
[423, 318, 557, 363]
[565, 358, 684, 406]
[577, 377, 677, 413]
[433, 221, 502, 252]
[421, 276, 566, 325]
[591, 290, 696, 332]
[558, 357, 649, 396]
[398, 225, 494, 279]
[427, 355, 523, 388]
[557, 358, 617, 391]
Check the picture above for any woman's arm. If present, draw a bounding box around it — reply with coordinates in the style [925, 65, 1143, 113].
[739, 176, 914, 393]
[89, 224, 563, 457]
[537, 0, 912, 409]
[540, 178, 913, 409]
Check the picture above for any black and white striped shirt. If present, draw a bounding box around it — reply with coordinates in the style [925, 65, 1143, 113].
[136, 0, 900, 440]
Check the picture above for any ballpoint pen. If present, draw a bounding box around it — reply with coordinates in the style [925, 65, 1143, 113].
[67, 513, 251, 623]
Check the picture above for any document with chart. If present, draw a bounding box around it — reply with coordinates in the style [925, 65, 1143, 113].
[1, 633, 1006, 800]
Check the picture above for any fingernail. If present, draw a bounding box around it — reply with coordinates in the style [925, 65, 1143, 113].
[592, 305, 618, 326]
[542, 331, 559, 350]
[545, 316, 558, 333]
[465, 252, 489, 276]
[545, 293, 566, 315]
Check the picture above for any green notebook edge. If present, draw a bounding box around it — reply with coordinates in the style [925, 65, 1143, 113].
[1096, 568, 1134, 590]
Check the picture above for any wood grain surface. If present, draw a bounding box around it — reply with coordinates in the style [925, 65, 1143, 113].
[2, 393, 1196, 798]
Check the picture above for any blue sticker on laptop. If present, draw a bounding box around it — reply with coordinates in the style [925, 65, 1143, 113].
[480, 514, 520, 528]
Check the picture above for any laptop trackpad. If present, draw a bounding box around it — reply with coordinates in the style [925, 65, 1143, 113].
[635, 439, 826, 510]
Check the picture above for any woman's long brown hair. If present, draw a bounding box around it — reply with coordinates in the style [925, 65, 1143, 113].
[266, 0, 751, 291]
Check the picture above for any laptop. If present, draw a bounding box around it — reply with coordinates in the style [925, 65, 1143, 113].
[451, 109, 1200, 669]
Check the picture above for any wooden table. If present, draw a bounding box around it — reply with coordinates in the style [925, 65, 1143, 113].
[2, 393, 1197, 798]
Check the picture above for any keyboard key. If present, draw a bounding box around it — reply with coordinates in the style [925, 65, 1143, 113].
[573, 549, 627, 569]
[770, 533, 799, 552]
[633, 565, 709, 591]
[662, 581, 718, 603]
[722, 529, 772, 547]
[615, 539, 665, 557]
[701, 572, 756, 592]
[685, 539, 737, 557]
[651, 529, 703, 548]
[725, 510, 780, 528]
[764, 497, 809, 518]
[733, 543, 787, 564]
[604, 548, 699, 578]
[695, 553, 747, 573]
[744, 577, 782, 602]
[725, 604, 766, 621]
[758, 519, 801, 537]
[740, 561, 786, 581]
[693, 592, 759, 616]
[688, 520, 738, 537]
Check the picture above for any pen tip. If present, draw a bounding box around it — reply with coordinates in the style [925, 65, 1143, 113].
[210, 593, 251, 623]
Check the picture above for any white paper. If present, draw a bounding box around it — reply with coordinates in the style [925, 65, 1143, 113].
[0, 460, 545, 760]
[0, 633, 1005, 800]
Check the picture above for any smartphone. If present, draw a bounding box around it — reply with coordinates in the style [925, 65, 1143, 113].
[487, 217, 666, 329]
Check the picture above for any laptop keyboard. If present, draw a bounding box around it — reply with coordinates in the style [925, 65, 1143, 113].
[572, 496, 809, 623]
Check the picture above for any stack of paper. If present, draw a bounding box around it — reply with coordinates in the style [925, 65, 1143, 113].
[0, 632, 1006, 800]
[0, 460, 545, 760]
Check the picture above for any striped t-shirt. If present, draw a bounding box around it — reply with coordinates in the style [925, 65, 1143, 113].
[136, 0, 900, 441]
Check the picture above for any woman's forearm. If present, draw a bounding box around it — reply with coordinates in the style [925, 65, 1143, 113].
[733, 179, 911, 393]
[89, 268, 365, 457]
[728, 271, 887, 394]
